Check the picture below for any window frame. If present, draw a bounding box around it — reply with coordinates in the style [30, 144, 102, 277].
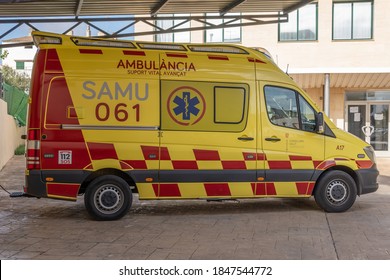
[204, 13, 242, 43]
[15, 61, 25, 70]
[264, 85, 318, 133]
[214, 86, 246, 124]
[332, 0, 374, 40]
[278, 2, 318, 42]
[154, 14, 191, 43]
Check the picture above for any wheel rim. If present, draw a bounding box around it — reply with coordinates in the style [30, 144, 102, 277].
[326, 179, 348, 205]
[93, 184, 124, 215]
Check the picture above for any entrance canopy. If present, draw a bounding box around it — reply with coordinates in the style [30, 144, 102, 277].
[0, 0, 313, 17]
[0, 0, 314, 47]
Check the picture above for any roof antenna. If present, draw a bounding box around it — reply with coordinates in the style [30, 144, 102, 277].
[286, 64, 290, 75]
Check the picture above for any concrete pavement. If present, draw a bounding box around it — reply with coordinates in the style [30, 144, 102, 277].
[0, 155, 389, 260]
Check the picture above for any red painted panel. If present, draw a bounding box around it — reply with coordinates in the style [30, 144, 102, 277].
[123, 50, 146, 56]
[255, 182, 266, 195]
[152, 184, 159, 196]
[204, 183, 231, 196]
[160, 147, 171, 160]
[47, 183, 80, 198]
[172, 161, 198, 170]
[247, 57, 266, 64]
[79, 49, 103, 54]
[267, 161, 292, 169]
[29, 49, 47, 128]
[243, 152, 256, 161]
[208, 55, 229, 60]
[307, 182, 315, 195]
[257, 153, 267, 160]
[166, 52, 188, 58]
[221, 161, 247, 170]
[193, 149, 220, 161]
[46, 49, 63, 72]
[159, 184, 181, 197]
[141, 146, 159, 160]
[356, 160, 373, 169]
[88, 142, 118, 160]
[289, 155, 312, 161]
[266, 183, 277, 195]
[296, 182, 308, 195]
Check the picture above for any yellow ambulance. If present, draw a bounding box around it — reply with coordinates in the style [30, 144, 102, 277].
[25, 31, 379, 220]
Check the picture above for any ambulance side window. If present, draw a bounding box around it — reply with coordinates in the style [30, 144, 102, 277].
[298, 95, 316, 132]
[214, 86, 246, 124]
[264, 85, 317, 132]
[264, 86, 299, 129]
[45, 77, 79, 128]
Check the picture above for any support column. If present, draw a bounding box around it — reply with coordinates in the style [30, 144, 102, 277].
[324, 73, 330, 116]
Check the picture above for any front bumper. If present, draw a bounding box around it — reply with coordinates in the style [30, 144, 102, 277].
[356, 164, 379, 195]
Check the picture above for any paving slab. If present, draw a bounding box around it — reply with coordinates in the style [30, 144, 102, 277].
[0, 155, 389, 260]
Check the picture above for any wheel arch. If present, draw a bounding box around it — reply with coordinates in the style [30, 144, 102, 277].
[79, 168, 138, 195]
[314, 165, 361, 195]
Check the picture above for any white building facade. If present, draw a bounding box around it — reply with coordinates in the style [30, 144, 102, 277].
[136, 0, 390, 156]
[1, 0, 389, 155]
[2, 36, 36, 77]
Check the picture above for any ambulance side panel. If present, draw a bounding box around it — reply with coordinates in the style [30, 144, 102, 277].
[39, 47, 161, 200]
[157, 52, 260, 199]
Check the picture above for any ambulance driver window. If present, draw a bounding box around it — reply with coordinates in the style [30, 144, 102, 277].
[264, 86, 299, 129]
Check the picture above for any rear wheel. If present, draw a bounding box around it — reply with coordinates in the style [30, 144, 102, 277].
[84, 175, 132, 220]
[314, 170, 357, 212]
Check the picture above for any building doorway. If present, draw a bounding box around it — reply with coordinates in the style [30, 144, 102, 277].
[345, 101, 389, 156]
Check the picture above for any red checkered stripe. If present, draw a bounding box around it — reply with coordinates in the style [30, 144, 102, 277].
[149, 181, 315, 198]
[90, 144, 321, 171]
[84, 143, 373, 171]
[84, 143, 373, 199]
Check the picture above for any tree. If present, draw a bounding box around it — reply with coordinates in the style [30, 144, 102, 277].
[0, 64, 30, 92]
[1, 49, 9, 60]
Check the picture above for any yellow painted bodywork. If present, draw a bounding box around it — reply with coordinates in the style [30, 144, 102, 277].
[32, 31, 373, 201]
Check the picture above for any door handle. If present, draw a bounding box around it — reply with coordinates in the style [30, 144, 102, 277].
[238, 136, 254, 141]
[265, 137, 281, 142]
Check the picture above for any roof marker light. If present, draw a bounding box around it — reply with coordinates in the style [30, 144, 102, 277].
[138, 43, 187, 51]
[71, 37, 136, 49]
[33, 35, 62, 46]
[188, 45, 248, 54]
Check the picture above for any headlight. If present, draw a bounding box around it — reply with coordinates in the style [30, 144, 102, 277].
[363, 146, 376, 163]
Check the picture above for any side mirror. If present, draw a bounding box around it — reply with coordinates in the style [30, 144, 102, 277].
[317, 112, 324, 134]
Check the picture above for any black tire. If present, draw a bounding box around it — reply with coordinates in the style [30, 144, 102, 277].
[314, 170, 357, 212]
[84, 175, 132, 221]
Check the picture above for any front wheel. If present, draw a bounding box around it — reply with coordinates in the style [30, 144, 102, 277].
[314, 171, 357, 212]
[84, 175, 132, 220]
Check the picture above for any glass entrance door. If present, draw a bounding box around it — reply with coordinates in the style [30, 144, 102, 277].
[346, 102, 389, 154]
[370, 104, 389, 151]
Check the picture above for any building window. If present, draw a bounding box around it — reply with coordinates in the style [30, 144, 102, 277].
[205, 13, 241, 43]
[333, 1, 373, 40]
[279, 3, 318, 41]
[15, 61, 25, 70]
[155, 14, 191, 43]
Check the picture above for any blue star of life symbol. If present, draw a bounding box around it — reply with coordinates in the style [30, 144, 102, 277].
[173, 91, 200, 120]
